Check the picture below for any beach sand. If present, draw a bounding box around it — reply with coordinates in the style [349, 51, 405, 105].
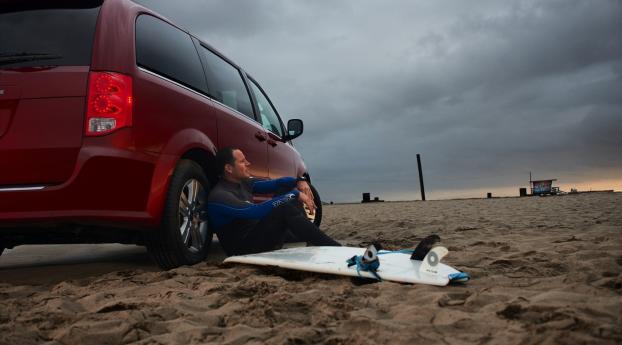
[1, 192, 621, 344]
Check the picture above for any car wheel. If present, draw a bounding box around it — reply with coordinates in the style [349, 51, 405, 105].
[146, 159, 212, 269]
[303, 183, 322, 228]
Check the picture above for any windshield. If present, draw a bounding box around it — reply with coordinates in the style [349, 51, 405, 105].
[0, 1, 103, 68]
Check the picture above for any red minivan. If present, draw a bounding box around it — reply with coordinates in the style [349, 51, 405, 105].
[0, 0, 321, 269]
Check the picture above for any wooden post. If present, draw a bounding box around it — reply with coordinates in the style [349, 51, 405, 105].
[417, 154, 426, 201]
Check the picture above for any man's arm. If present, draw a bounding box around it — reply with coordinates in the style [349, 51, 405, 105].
[207, 190, 300, 229]
[250, 177, 300, 194]
[252, 177, 316, 215]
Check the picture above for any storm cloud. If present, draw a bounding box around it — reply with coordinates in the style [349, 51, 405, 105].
[137, 0, 622, 201]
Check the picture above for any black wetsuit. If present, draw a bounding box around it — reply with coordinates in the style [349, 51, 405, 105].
[207, 177, 340, 255]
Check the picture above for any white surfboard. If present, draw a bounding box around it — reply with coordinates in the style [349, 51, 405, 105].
[224, 246, 469, 286]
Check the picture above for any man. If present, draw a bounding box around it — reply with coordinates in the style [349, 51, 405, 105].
[207, 147, 341, 256]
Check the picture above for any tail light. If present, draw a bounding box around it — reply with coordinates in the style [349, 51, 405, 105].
[85, 71, 133, 136]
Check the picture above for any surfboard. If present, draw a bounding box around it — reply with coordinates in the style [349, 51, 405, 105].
[224, 246, 469, 286]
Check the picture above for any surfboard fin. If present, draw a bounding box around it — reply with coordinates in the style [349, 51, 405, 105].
[410, 234, 441, 260]
[362, 244, 380, 264]
[419, 246, 448, 275]
[346, 244, 383, 280]
[346, 244, 380, 268]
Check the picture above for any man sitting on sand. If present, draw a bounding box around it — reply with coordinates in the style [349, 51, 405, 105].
[207, 147, 341, 255]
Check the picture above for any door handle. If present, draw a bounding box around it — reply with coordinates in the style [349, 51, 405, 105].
[254, 132, 267, 141]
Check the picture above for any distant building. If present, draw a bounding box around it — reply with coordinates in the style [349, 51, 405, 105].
[362, 192, 384, 203]
[362, 193, 371, 203]
[531, 179, 559, 196]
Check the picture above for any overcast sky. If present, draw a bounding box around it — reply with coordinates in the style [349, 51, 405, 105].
[137, 0, 622, 202]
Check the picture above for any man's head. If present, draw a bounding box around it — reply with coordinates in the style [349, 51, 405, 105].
[215, 147, 251, 182]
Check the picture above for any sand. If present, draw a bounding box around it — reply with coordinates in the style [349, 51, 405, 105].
[1, 192, 621, 344]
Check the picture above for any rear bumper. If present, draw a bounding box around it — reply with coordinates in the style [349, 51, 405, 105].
[0, 134, 165, 229]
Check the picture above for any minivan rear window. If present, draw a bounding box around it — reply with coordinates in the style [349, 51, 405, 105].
[0, 1, 102, 69]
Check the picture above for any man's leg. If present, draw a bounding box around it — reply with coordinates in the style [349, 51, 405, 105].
[241, 201, 340, 254]
[278, 201, 341, 247]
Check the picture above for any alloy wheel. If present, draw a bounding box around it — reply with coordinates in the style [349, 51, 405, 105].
[304, 204, 316, 222]
[178, 179, 208, 253]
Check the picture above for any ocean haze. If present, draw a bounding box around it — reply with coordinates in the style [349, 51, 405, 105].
[136, 0, 622, 202]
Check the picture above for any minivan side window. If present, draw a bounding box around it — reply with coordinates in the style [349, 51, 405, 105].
[249, 80, 283, 137]
[135, 15, 207, 93]
[199, 46, 254, 119]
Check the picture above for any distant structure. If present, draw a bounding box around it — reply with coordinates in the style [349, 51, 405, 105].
[362, 193, 384, 203]
[362, 193, 371, 203]
[528, 171, 560, 196]
[417, 154, 426, 201]
[530, 178, 560, 196]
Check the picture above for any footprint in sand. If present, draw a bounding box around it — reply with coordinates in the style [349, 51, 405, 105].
[496, 304, 579, 330]
[438, 291, 472, 307]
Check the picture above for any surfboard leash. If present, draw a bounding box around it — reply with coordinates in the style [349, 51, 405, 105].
[346, 247, 429, 281]
[346, 244, 384, 281]
[346, 254, 382, 281]
[378, 249, 414, 255]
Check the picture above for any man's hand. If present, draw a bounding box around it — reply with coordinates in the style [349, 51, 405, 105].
[296, 180, 314, 201]
[298, 181, 316, 215]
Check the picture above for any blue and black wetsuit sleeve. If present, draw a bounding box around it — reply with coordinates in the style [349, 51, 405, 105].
[207, 189, 300, 230]
[250, 177, 298, 194]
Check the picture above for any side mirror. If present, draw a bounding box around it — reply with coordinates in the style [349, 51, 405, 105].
[283, 119, 303, 141]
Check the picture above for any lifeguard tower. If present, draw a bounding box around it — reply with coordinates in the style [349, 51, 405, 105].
[530, 178, 560, 196]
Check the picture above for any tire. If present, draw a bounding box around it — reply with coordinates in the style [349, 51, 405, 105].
[146, 160, 212, 269]
[306, 183, 322, 228]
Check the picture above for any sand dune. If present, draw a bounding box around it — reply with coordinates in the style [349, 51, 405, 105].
[1, 192, 621, 344]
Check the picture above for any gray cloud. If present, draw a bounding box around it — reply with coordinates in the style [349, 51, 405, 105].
[137, 0, 622, 201]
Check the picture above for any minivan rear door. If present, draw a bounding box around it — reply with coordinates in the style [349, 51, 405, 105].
[0, 1, 102, 186]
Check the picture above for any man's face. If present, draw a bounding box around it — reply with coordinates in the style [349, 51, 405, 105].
[225, 149, 251, 181]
